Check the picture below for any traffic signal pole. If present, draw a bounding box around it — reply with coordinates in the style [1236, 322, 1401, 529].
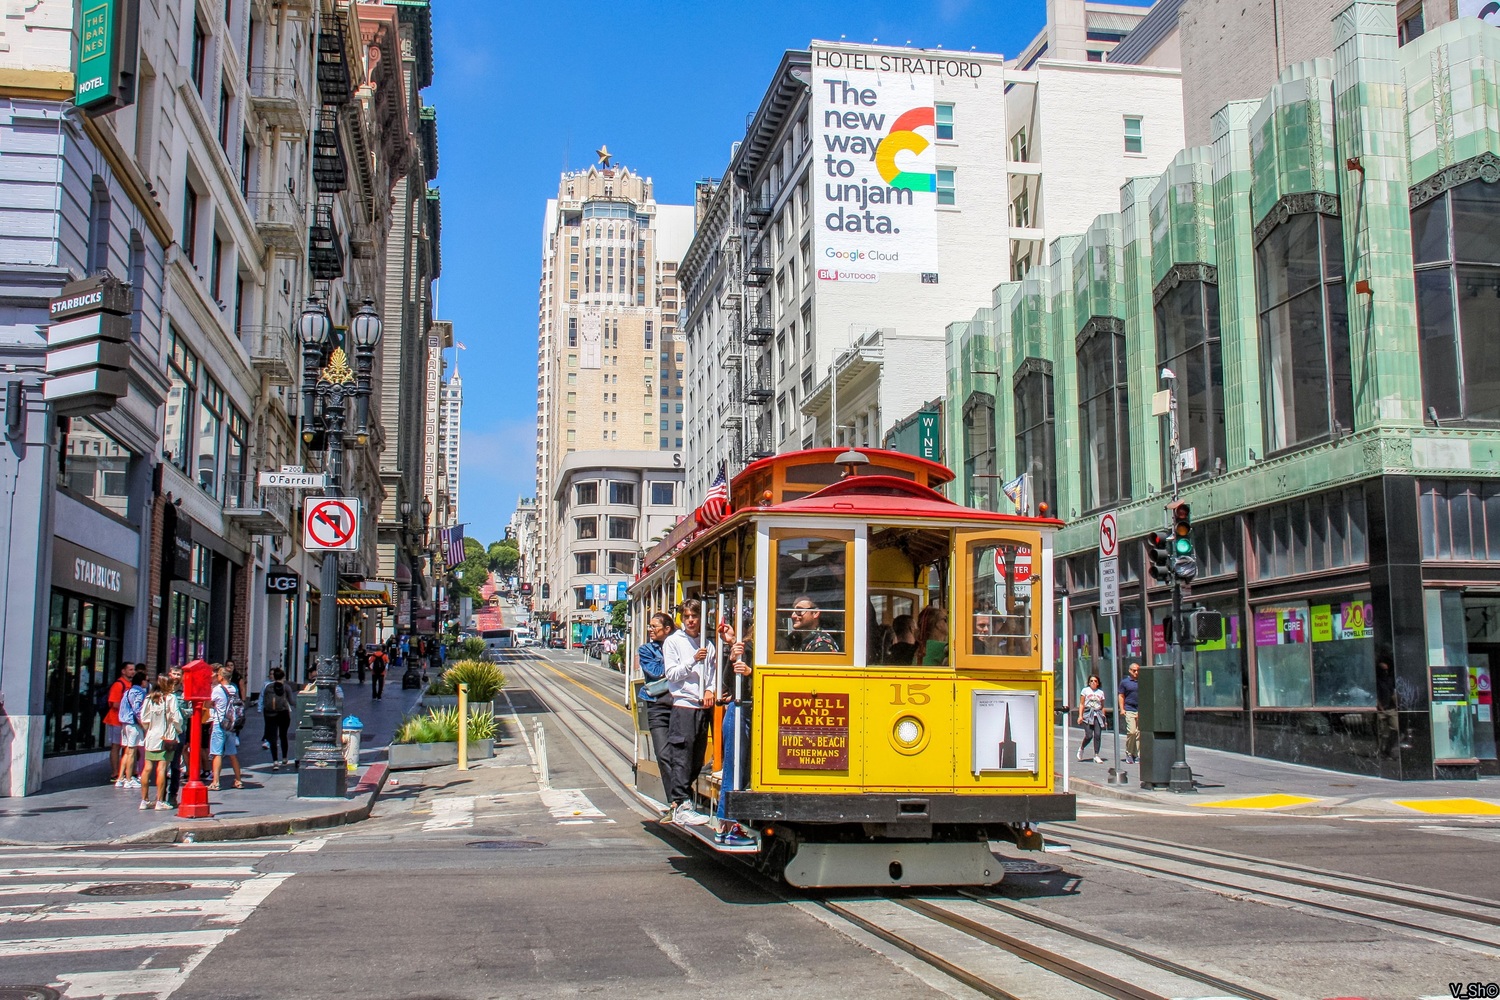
[1162, 369, 1194, 793]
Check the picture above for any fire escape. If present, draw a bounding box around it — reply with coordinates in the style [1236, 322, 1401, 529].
[310, 17, 351, 285]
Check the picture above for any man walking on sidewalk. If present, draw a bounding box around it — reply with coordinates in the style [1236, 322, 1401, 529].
[369, 646, 388, 700]
[1118, 661, 1141, 764]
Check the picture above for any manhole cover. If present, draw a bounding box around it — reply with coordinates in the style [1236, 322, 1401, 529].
[79, 882, 189, 897]
[0, 987, 62, 1000]
[1001, 860, 1062, 875]
[466, 840, 545, 850]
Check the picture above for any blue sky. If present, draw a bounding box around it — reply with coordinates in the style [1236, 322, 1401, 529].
[427, 0, 1144, 546]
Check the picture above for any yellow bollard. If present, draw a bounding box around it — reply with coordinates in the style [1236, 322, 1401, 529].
[457, 682, 468, 770]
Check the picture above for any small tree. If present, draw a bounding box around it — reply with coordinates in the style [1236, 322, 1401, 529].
[609, 600, 628, 633]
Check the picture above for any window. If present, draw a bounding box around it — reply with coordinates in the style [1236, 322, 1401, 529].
[1123, 116, 1143, 154]
[1077, 320, 1132, 511]
[1398, 4, 1425, 44]
[650, 481, 676, 506]
[1254, 594, 1376, 708]
[574, 551, 597, 574]
[1010, 188, 1030, 229]
[1010, 128, 1030, 163]
[196, 377, 224, 498]
[1087, 50, 1103, 61]
[181, 182, 199, 263]
[218, 81, 231, 152]
[1013, 361, 1056, 517]
[574, 587, 589, 609]
[607, 516, 635, 540]
[644, 320, 653, 351]
[607, 551, 635, 575]
[209, 233, 224, 300]
[60, 417, 134, 516]
[1188, 595, 1244, 708]
[224, 407, 247, 507]
[568, 317, 577, 347]
[87, 176, 111, 275]
[1418, 479, 1500, 561]
[1251, 488, 1368, 580]
[936, 167, 956, 207]
[574, 482, 598, 505]
[43, 592, 123, 756]
[772, 533, 848, 655]
[1412, 176, 1500, 422]
[191, 13, 208, 94]
[1155, 277, 1226, 482]
[967, 537, 1034, 658]
[574, 516, 598, 540]
[935, 102, 954, 141]
[608, 481, 635, 506]
[963, 392, 997, 511]
[164, 331, 198, 471]
[1256, 210, 1351, 453]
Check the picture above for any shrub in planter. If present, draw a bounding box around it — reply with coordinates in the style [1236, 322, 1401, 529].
[441, 660, 506, 702]
[459, 636, 487, 660]
[394, 706, 499, 745]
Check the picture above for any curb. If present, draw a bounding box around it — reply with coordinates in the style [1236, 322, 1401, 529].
[1065, 772, 1498, 818]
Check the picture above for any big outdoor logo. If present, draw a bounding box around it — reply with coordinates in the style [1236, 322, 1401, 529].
[876, 107, 937, 193]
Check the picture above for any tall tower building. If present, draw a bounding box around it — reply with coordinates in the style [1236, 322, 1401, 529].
[534, 154, 693, 626]
[439, 368, 463, 520]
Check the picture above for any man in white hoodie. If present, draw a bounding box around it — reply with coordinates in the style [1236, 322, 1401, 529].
[661, 598, 716, 826]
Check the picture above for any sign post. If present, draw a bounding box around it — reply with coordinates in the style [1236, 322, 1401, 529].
[1098, 512, 1125, 783]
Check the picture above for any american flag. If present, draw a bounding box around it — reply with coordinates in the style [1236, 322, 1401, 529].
[695, 467, 731, 527]
[442, 525, 466, 568]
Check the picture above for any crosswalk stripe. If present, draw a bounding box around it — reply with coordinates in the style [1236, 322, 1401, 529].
[422, 796, 476, 831]
[0, 928, 230, 957]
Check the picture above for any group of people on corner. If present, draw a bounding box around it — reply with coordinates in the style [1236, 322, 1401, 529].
[636, 598, 755, 845]
[1075, 661, 1142, 765]
[105, 661, 255, 809]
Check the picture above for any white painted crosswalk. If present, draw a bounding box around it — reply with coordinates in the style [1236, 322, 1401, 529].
[0, 838, 313, 999]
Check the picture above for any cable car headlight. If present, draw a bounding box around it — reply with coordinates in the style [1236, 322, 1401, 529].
[894, 716, 924, 748]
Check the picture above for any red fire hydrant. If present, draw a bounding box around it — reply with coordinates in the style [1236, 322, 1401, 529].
[178, 659, 213, 820]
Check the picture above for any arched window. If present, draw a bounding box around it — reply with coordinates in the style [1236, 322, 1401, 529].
[1255, 207, 1351, 453]
[1412, 171, 1500, 422]
[87, 176, 111, 275]
[1077, 318, 1131, 512]
[1013, 359, 1056, 516]
[1155, 268, 1225, 481]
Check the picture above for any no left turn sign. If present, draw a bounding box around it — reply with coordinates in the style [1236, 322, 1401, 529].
[304, 497, 361, 551]
[1099, 512, 1118, 559]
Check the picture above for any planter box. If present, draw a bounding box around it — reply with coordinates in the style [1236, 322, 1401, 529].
[387, 738, 495, 771]
[418, 694, 500, 713]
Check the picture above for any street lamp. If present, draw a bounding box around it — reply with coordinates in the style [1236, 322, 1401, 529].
[297, 296, 381, 798]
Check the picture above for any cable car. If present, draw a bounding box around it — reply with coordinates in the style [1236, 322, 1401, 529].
[628, 448, 1074, 888]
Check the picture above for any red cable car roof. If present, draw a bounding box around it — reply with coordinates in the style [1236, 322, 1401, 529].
[774, 475, 1063, 526]
[735, 447, 956, 487]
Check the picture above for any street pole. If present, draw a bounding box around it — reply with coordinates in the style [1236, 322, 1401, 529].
[1162, 368, 1193, 793]
[1058, 586, 1070, 794]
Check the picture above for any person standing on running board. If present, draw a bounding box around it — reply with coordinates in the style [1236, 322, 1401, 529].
[661, 599, 716, 827]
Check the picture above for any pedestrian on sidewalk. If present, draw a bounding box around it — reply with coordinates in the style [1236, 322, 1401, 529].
[1118, 661, 1141, 764]
[1077, 674, 1107, 763]
[209, 665, 244, 790]
[104, 662, 132, 784]
[356, 646, 368, 685]
[260, 668, 294, 769]
[115, 668, 147, 789]
[139, 674, 181, 810]
[369, 647, 388, 700]
[165, 664, 190, 808]
[661, 599, 716, 827]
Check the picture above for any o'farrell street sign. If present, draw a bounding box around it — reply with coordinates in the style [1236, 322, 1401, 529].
[259, 470, 329, 489]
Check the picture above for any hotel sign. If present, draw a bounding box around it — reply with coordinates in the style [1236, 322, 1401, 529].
[74, 0, 141, 117]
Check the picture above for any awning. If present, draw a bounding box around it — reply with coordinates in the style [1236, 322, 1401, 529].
[337, 589, 389, 607]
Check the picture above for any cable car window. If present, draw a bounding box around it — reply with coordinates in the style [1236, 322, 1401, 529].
[867, 525, 951, 665]
[969, 539, 1034, 657]
[774, 536, 846, 654]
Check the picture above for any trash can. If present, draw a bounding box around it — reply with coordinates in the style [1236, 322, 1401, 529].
[341, 716, 364, 773]
[1137, 665, 1179, 788]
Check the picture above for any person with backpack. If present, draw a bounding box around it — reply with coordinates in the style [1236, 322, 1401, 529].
[368, 647, 388, 700]
[260, 668, 293, 769]
[104, 662, 133, 785]
[209, 664, 245, 789]
[138, 673, 181, 810]
[114, 667, 147, 789]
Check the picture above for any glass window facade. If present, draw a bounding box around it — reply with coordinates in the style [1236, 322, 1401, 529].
[1077, 322, 1131, 512]
[44, 591, 123, 756]
[1155, 279, 1225, 482]
[1013, 364, 1056, 517]
[1256, 211, 1352, 453]
[1253, 593, 1376, 708]
[962, 392, 996, 511]
[60, 417, 134, 518]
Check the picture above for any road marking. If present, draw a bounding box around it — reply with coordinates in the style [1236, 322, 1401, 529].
[1393, 797, 1500, 816]
[1195, 794, 1321, 810]
[642, 924, 700, 983]
[422, 796, 476, 830]
[531, 656, 627, 711]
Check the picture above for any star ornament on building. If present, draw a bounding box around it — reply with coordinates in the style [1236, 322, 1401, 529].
[596, 145, 612, 168]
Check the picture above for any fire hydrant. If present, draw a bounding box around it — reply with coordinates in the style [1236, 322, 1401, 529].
[341, 715, 364, 773]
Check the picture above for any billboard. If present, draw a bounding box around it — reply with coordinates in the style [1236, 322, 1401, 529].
[811, 44, 942, 279]
[1458, 0, 1500, 24]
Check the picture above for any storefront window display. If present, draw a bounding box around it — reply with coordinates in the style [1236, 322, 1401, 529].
[44, 592, 123, 755]
[1255, 594, 1376, 708]
[168, 591, 209, 667]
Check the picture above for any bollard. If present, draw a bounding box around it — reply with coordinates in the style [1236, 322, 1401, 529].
[457, 682, 468, 771]
[341, 716, 364, 773]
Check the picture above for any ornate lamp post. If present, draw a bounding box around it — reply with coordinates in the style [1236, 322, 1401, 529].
[297, 297, 382, 798]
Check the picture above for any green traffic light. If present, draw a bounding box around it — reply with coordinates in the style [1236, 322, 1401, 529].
[1173, 537, 1192, 555]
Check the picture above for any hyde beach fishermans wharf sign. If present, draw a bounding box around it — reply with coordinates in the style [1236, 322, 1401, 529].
[810, 44, 981, 282]
[777, 691, 850, 770]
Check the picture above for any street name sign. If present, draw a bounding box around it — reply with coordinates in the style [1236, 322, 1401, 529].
[303, 498, 360, 551]
[261, 470, 329, 489]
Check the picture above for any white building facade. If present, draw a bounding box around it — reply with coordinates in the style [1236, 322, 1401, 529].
[439, 366, 462, 521]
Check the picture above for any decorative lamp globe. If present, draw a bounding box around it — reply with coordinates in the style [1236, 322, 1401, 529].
[349, 299, 383, 349]
[298, 299, 332, 346]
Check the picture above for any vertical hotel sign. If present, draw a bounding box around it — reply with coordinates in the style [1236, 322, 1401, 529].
[810, 44, 980, 280]
[75, 0, 139, 116]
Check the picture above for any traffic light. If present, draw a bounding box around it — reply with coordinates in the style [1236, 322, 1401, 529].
[1171, 502, 1197, 583]
[1146, 531, 1173, 585]
[1189, 609, 1223, 645]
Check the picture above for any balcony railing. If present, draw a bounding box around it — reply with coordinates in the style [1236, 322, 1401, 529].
[248, 191, 306, 255]
[248, 69, 309, 134]
[244, 325, 296, 386]
[222, 476, 292, 536]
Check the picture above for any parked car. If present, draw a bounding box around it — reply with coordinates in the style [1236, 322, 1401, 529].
[547, 635, 565, 649]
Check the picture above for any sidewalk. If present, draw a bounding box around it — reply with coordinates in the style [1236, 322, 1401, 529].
[0, 673, 422, 845]
[1055, 725, 1500, 816]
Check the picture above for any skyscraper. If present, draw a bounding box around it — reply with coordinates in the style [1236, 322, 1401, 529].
[439, 367, 463, 521]
[533, 154, 693, 625]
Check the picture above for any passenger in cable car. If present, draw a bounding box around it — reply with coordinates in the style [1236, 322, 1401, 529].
[972, 609, 998, 656]
[786, 598, 841, 653]
[884, 613, 918, 665]
[637, 612, 676, 809]
[916, 605, 950, 666]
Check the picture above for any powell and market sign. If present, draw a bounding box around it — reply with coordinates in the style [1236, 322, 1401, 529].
[74, 0, 141, 117]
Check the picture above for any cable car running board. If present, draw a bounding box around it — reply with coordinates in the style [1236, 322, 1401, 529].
[784, 842, 1005, 889]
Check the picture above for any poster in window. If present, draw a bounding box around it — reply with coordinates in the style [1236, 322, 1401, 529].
[972, 689, 1038, 774]
[1254, 606, 1307, 646]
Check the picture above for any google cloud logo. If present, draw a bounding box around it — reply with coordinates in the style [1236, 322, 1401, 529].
[875, 107, 936, 192]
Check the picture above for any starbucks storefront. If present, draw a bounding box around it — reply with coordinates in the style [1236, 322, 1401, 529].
[43, 538, 137, 758]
